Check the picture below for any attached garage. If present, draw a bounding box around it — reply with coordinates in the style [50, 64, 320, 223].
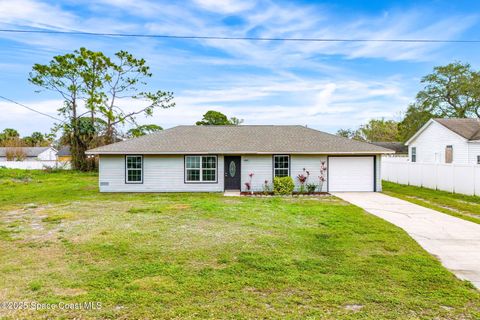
[328, 156, 375, 192]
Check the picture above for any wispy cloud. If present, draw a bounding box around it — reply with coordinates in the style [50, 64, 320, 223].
[0, 0, 478, 135]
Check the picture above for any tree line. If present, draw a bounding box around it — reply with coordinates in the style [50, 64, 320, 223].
[0, 128, 53, 147]
[337, 62, 480, 142]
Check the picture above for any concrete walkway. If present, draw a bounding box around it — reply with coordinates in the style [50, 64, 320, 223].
[332, 192, 480, 289]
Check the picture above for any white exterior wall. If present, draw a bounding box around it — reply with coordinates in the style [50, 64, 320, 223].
[468, 142, 480, 164]
[240, 155, 272, 192]
[291, 155, 328, 191]
[99, 153, 381, 193]
[408, 121, 469, 164]
[37, 147, 57, 160]
[99, 155, 224, 192]
[240, 154, 328, 192]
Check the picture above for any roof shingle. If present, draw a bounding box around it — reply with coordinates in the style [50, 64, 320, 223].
[0, 147, 51, 157]
[87, 125, 392, 154]
[434, 118, 480, 140]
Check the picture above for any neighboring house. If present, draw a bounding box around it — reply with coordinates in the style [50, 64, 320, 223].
[370, 142, 408, 157]
[86, 125, 392, 193]
[57, 146, 72, 162]
[0, 147, 57, 161]
[406, 118, 480, 165]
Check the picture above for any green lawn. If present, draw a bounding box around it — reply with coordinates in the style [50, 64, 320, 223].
[383, 181, 480, 224]
[0, 169, 479, 319]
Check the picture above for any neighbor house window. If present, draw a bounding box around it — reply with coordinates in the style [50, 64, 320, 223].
[445, 145, 453, 164]
[273, 155, 290, 177]
[185, 156, 217, 182]
[411, 147, 416, 163]
[125, 155, 143, 183]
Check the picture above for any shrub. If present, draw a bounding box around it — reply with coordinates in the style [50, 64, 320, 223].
[273, 176, 294, 195]
[262, 180, 272, 195]
[306, 183, 317, 193]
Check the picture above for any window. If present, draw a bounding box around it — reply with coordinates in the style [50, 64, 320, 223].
[445, 145, 453, 164]
[185, 156, 217, 182]
[411, 147, 416, 163]
[274, 155, 290, 177]
[477, 155, 480, 165]
[126, 155, 143, 183]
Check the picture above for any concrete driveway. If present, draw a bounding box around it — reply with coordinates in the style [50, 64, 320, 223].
[333, 192, 480, 289]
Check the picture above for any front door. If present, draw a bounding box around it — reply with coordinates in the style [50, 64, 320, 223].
[224, 156, 241, 190]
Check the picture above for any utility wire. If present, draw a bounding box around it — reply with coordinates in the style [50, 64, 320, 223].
[1, 28, 480, 43]
[0, 95, 63, 122]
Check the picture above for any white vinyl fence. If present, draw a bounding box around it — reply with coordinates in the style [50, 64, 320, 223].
[0, 161, 71, 170]
[382, 158, 480, 196]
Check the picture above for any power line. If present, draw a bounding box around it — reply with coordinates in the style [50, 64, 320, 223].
[1, 28, 480, 43]
[0, 95, 63, 122]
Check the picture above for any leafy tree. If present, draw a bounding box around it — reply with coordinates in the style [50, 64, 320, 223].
[337, 119, 400, 142]
[126, 124, 163, 138]
[29, 48, 175, 170]
[0, 128, 20, 142]
[358, 119, 400, 142]
[416, 62, 480, 118]
[23, 131, 50, 147]
[398, 104, 434, 142]
[196, 110, 243, 125]
[96, 50, 174, 144]
[29, 51, 92, 170]
[336, 128, 363, 140]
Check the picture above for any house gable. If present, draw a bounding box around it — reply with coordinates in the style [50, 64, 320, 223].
[407, 120, 469, 163]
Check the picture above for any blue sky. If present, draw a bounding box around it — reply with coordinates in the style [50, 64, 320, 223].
[1, 0, 480, 135]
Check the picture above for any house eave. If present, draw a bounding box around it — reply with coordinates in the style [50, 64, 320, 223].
[86, 150, 394, 155]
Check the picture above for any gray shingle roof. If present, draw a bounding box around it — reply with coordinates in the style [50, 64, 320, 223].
[57, 146, 71, 156]
[435, 118, 480, 140]
[370, 142, 408, 154]
[0, 147, 50, 157]
[87, 125, 392, 155]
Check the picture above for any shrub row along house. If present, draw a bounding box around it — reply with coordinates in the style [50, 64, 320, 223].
[406, 118, 480, 165]
[87, 125, 392, 193]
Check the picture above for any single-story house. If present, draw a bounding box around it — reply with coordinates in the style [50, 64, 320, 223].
[406, 118, 480, 165]
[370, 142, 408, 157]
[0, 146, 57, 161]
[86, 125, 393, 193]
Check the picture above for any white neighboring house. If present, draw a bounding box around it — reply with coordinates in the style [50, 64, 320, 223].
[406, 118, 480, 165]
[86, 125, 393, 193]
[0, 147, 57, 161]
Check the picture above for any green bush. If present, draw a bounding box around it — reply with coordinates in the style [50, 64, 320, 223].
[306, 183, 317, 193]
[273, 176, 295, 195]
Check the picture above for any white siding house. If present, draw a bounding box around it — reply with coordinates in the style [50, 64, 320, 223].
[0, 147, 57, 161]
[88, 125, 392, 193]
[406, 119, 480, 165]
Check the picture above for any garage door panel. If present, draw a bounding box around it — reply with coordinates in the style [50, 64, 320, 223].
[329, 157, 374, 192]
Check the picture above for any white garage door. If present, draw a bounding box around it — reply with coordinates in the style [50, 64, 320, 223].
[329, 156, 374, 192]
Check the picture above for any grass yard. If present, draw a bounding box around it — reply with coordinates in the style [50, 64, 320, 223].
[383, 181, 480, 224]
[0, 169, 479, 319]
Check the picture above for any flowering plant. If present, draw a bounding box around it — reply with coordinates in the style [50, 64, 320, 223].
[245, 172, 254, 193]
